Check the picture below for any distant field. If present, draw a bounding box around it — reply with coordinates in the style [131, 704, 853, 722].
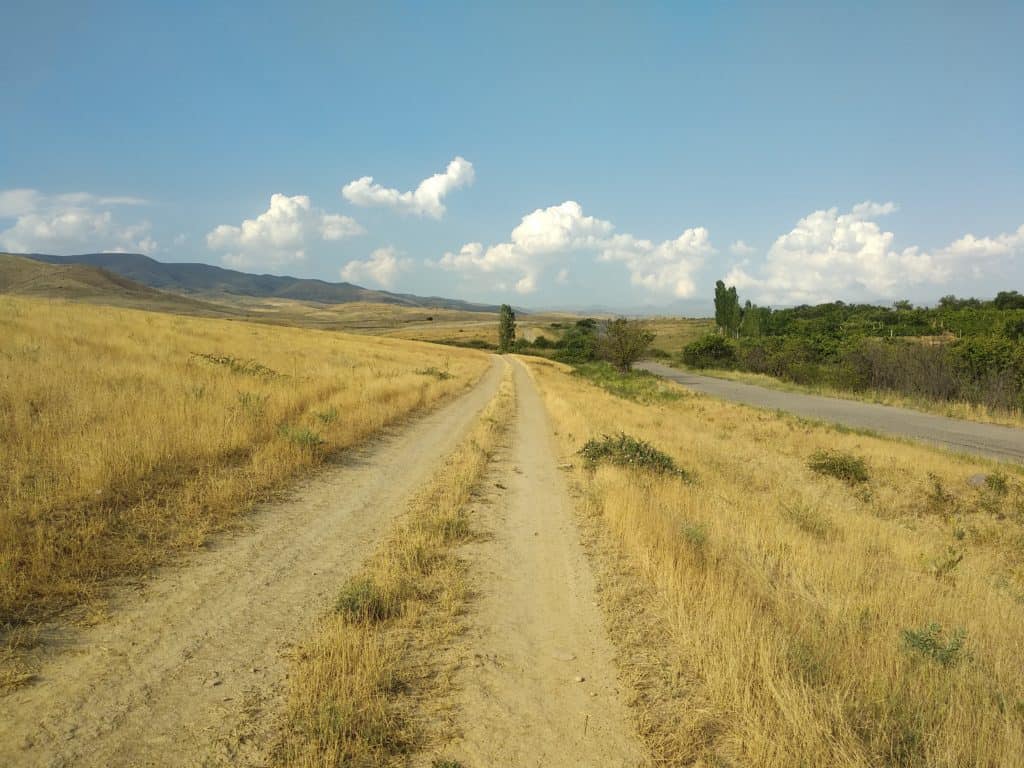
[0, 297, 489, 634]
[526, 356, 1024, 766]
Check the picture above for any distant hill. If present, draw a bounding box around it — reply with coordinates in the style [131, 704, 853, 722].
[0, 254, 230, 315]
[18, 252, 499, 312]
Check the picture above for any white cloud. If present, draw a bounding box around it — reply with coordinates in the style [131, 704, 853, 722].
[435, 200, 711, 296]
[555, 268, 569, 284]
[725, 201, 1024, 305]
[342, 156, 475, 219]
[0, 188, 156, 254]
[730, 239, 755, 256]
[340, 246, 411, 288]
[206, 193, 363, 269]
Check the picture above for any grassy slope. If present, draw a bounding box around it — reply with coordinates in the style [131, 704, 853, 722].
[0, 296, 489, 632]
[525, 356, 1024, 767]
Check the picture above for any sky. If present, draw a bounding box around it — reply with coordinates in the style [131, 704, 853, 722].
[2, 1, 1022, 312]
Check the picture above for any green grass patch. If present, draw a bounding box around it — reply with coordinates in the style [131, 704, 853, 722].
[571, 361, 682, 404]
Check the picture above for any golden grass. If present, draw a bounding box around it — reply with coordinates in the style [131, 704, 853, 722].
[277, 364, 515, 766]
[0, 296, 489, 629]
[642, 316, 715, 355]
[523, 356, 1024, 767]
[684, 365, 1024, 429]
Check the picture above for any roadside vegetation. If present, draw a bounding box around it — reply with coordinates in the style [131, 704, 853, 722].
[276, 367, 515, 766]
[679, 284, 1024, 424]
[0, 297, 489, 635]
[525, 355, 1024, 767]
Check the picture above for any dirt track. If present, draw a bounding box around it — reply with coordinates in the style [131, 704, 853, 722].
[1, 356, 648, 766]
[440, 359, 647, 766]
[637, 361, 1024, 464]
[0, 359, 503, 768]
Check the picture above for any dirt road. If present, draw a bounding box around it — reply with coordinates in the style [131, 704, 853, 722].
[637, 361, 1024, 463]
[440, 359, 647, 766]
[0, 359, 504, 768]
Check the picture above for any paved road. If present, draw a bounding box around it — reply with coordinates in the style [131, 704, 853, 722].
[637, 361, 1024, 464]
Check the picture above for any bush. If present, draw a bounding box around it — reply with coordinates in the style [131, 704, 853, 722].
[554, 319, 599, 364]
[598, 318, 655, 372]
[807, 450, 869, 484]
[681, 335, 736, 369]
[579, 433, 693, 480]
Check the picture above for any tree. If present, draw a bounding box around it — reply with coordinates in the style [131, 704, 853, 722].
[994, 291, 1024, 310]
[498, 304, 516, 352]
[714, 280, 742, 336]
[599, 318, 655, 372]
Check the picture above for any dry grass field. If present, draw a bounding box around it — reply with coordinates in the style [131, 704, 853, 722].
[0, 296, 489, 634]
[523, 356, 1024, 767]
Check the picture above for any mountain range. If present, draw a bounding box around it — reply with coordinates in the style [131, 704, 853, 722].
[14, 252, 499, 312]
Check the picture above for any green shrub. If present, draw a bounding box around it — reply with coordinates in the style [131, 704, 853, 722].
[579, 433, 693, 480]
[901, 622, 968, 667]
[681, 335, 736, 369]
[807, 450, 869, 484]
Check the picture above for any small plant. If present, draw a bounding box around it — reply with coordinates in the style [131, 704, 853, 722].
[192, 352, 282, 378]
[927, 545, 964, 581]
[985, 472, 1009, 495]
[415, 366, 453, 381]
[335, 576, 401, 622]
[237, 391, 268, 416]
[432, 760, 466, 768]
[807, 450, 869, 484]
[579, 433, 694, 480]
[901, 622, 968, 667]
[782, 503, 840, 541]
[279, 425, 324, 449]
[680, 521, 708, 552]
[316, 407, 339, 424]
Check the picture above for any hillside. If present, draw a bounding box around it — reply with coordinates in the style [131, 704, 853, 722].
[0, 254, 231, 315]
[19, 252, 499, 312]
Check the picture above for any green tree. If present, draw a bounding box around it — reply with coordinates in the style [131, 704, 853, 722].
[599, 318, 655, 372]
[714, 280, 742, 336]
[497, 304, 516, 352]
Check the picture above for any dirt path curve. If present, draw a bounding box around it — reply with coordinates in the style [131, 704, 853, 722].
[440, 358, 648, 767]
[0, 358, 505, 768]
[638, 361, 1024, 464]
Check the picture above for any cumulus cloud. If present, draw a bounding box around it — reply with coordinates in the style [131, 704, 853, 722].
[206, 193, 363, 269]
[0, 188, 155, 254]
[342, 157, 475, 219]
[730, 239, 755, 256]
[340, 246, 411, 288]
[725, 201, 1024, 305]
[435, 200, 711, 296]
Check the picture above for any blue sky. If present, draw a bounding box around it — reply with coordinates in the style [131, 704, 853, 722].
[2, 1, 1022, 310]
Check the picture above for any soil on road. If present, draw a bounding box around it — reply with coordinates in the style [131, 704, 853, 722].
[637, 361, 1024, 464]
[440, 359, 647, 767]
[0, 358, 504, 768]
